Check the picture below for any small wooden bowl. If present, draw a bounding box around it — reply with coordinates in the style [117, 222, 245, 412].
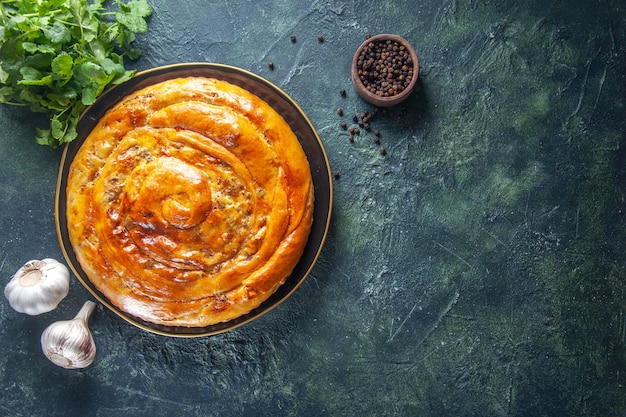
[351, 34, 419, 107]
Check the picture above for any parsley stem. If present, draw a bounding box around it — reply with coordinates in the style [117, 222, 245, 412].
[0, 101, 28, 107]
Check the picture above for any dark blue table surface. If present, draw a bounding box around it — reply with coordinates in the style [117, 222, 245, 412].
[1, 1, 625, 416]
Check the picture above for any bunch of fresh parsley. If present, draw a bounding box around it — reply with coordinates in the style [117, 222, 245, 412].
[0, 0, 152, 147]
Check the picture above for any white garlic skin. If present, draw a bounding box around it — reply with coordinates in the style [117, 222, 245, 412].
[4, 258, 70, 315]
[41, 300, 97, 369]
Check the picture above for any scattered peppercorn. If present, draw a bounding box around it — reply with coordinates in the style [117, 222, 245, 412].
[333, 170, 341, 179]
[268, 61, 274, 70]
[317, 34, 324, 42]
[340, 88, 346, 97]
[290, 35, 297, 42]
[339, 106, 394, 156]
[337, 107, 343, 116]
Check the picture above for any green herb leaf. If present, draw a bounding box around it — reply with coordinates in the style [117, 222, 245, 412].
[0, 86, 15, 103]
[22, 42, 56, 54]
[81, 61, 107, 82]
[35, 128, 54, 146]
[51, 54, 73, 79]
[128, 0, 153, 18]
[42, 21, 71, 45]
[112, 69, 134, 85]
[51, 117, 65, 140]
[81, 83, 98, 105]
[116, 11, 148, 34]
[0, 0, 153, 148]
[19, 67, 53, 86]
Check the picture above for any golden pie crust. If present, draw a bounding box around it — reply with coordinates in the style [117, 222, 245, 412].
[66, 77, 314, 327]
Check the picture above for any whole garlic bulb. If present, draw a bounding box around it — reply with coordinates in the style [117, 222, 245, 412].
[41, 300, 97, 369]
[4, 258, 70, 315]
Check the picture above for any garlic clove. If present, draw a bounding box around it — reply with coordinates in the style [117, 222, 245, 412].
[41, 300, 97, 369]
[4, 258, 70, 315]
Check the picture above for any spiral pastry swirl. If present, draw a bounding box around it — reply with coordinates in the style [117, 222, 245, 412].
[66, 77, 314, 327]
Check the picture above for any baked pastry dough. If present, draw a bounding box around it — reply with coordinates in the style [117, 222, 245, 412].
[66, 77, 314, 327]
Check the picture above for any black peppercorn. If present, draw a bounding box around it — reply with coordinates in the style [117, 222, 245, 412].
[356, 39, 413, 98]
[290, 35, 297, 42]
[340, 88, 346, 97]
[337, 108, 343, 116]
[340, 121, 347, 130]
[379, 146, 386, 155]
[317, 34, 324, 42]
[268, 61, 274, 70]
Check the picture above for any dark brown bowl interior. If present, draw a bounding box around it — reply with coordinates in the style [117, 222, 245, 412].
[55, 63, 333, 337]
[351, 34, 419, 107]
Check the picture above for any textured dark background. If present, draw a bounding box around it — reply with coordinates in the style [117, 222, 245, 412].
[1, 1, 625, 416]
